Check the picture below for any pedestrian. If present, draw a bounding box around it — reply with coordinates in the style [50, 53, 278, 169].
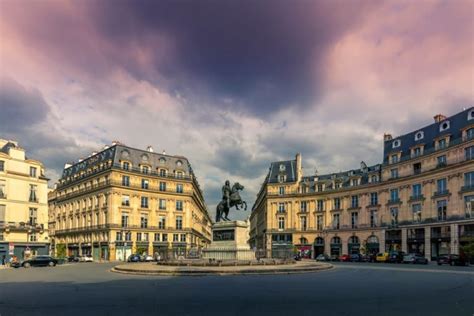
[1, 255, 5, 266]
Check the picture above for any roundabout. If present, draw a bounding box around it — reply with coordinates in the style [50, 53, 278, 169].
[111, 260, 333, 276]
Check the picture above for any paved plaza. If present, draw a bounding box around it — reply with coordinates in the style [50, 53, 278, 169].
[0, 261, 473, 316]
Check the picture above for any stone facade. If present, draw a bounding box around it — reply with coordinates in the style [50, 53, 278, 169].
[49, 143, 212, 261]
[0, 139, 49, 261]
[250, 108, 474, 260]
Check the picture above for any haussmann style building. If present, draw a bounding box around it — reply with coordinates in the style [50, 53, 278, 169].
[48, 142, 212, 261]
[0, 139, 50, 261]
[250, 107, 474, 261]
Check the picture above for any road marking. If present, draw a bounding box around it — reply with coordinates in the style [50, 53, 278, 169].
[333, 264, 474, 275]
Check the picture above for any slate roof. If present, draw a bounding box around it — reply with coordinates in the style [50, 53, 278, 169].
[267, 159, 297, 183]
[383, 107, 474, 163]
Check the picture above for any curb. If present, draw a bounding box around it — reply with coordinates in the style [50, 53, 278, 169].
[110, 263, 333, 276]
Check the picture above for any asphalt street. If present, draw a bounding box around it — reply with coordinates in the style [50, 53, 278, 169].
[1, 261, 473, 316]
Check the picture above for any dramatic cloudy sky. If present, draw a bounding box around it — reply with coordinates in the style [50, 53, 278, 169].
[0, 0, 473, 219]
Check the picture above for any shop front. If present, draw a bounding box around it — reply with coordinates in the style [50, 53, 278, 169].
[348, 236, 360, 254]
[153, 242, 169, 259]
[431, 226, 450, 260]
[271, 233, 293, 259]
[330, 236, 342, 258]
[115, 242, 132, 261]
[313, 237, 325, 257]
[92, 242, 109, 261]
[81, 243, 92, 256]
[135, 242, 150, 255]
[68, 243, 80, 257]
[365, 235, 380, 255]
[1, 243, 49, 261]
[171, 242, 187, 259]
[407, 228, 425, 255]
[385, 230, 402, 252]
[459, 223, 474, 264]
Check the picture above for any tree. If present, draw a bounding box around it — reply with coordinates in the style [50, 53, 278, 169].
[56, 244, 66, 258]
[460, 238, 474, 264]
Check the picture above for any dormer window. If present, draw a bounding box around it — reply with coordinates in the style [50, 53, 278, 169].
[412, 146, 423, 157]
[122, 162, 130, 171]
[392, 139, 401, 148]
[279, 164, 286, 171]
[351, 179, 359, 186]
[278, 175, 286, 183]
[438, 138, 447, 149]
[141, 166, 149, 174]
[176, 160, 183, 167]
[391, 154, 399, 164]
[159, 157, 166, 164]
[414, 131, 424, 141]
[439, 120, 450, 132]
[468, 109, 474, 120]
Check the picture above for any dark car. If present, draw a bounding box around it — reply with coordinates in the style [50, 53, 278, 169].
[437, 254, 468, 266]
[315, 254, 330, 262]
[362, 254, 376, 262]
[403, 253, 428, 264]
[350, 254, 362, 262]
[388, 251, 405, 263]
[22, 256, 58, 268]
[127, 254, 141, 262]
[339, 254, 351, 262]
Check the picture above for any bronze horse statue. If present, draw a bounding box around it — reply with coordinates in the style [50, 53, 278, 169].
[215, 182, 247, 222]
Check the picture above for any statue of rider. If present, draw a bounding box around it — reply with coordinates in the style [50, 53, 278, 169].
[222, 180, 232, 210]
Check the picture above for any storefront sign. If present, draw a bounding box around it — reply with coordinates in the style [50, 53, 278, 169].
[213, 229, 235, 241]
[8, 243, 14, 255]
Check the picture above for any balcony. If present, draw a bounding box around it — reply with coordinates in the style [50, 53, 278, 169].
[386, 198, 401, 206]
[461, 184, 474, 193]
[408, 195, 425, 203]
[433, 190, 450, 198]
[29, 197, 39, 203]
[436, 162, 447, 169]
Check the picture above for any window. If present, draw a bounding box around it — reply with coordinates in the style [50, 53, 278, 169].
[159, 199, 166, 210]
[439, 121, 450, 132]
[176, 200, 183, 211]
[29, 233, 37, 242]
[176, 160, 183, 167]
[391, 154, 399, 164]
[125, 232, 131, 241]
[335, 183, 341, 189]
[176, 184, 183, 193]
[29, 208, 37, 226]
[437, 155, 447, 167]
[140, 196, 149, 208]
[140, 214, 148, 228]
[351, 195, 359, 208]
[279, 186, 285, 195]
[333, 214, 340, 229]
[317, 200, 324, 211]
[412, 147, 421, 157]
[137, 233, 142, 241]
[159, 182, 166, 191]
[121, 213, 129, 228]
[122, 162, 130, 170]
[116, 232, 123, 241]
[158, 216, 166, 229]
[371, 175, 378, 183]
[279, 164, 286, 171]
[278, 217, 285, 230]
[392, 140, 401, 148]
[390, 207, 398, 225]
[162, 233, 168, 241]
[173, 234, 179, 242]
[300, 217, 307, 231]
[412, 184, 422, 198]
[278, 203, 285, 213]
[122, 175, 130, 187]
[390, 189, 399, 202]
[316, 215, 323, 230]
[29, 166, 37, 177]
[159, 157, 166, 164]
[438, 138, 447, 149]
[176, 171, 183, 179]
[121, 195, 130, 206]
[29, 185, 38, 202]
[176, 216, 183, 230]
[351, 212, 358, 228]
[278, 175, 286, 183]
[142, 166, 149, 174]
[334, 198, 341, 210]
[469, 110, 474, 120]
[154, 233, 160, 242]
[370, 210, 377, 227]
[467, 128, 474, 140]
[465, 195, 474, 218]
[390, 168, 398, 179]
[465, 146, 474, 161]
[0, 161, 4, 172]
[413, 162, 421, 175]
[0, 205, 6, 223]
[159, 169, 167, 177]
[437, 200, 447, 221]
[370, 192, 378, 206]
[412, 204, 422, 223]
[180, 234, 186, 242]
[437, 178, 447, 194]
[464, 171, 474, 188]
[317, 184, 323, 192]
[351, 179, 358, 186]
[300, 201, 307, 213]
[415, 131, 424, 141]
[143, 233, 149, 242]
[141, 179, 149, 189]
[0, 180, 5, 198]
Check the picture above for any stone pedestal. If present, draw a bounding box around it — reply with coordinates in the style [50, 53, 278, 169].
[202, 220, 256, 260]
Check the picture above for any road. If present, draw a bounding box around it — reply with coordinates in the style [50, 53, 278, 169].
[0, 261, 473, 316]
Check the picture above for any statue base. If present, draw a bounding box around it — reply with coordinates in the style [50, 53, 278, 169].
[202, 220, 255, 260]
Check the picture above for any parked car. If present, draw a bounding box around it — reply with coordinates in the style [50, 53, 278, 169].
[77, 255, 93, 262]
[66, 256, 77, 263]
[315, 254, 330, 262]
[127, 254, 141, 262]
[338, 254, 351, 262]
[388, 251, 405, 263]
[22, 256, 58, 268]
[403, 253, 428, 264]
[330, 254, 339, 261]
[362, 254, 376, 262]
[350, 254, 362, 262]
[141, 254, 154, 262]
[437, 254, 468, 266]
[376, 252, 389, 263]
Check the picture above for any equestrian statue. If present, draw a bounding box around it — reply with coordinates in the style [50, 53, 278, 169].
[215, 180, 247, 222]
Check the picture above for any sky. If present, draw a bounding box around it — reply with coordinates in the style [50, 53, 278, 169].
[0, 0, 473, 220]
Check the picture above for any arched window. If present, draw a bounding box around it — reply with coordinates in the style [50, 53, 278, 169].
[315, 237, 324, 245]
[331, 236, 341, 244]
[367, 235, 379, 244]
[300, 237, 308, 245]
[349, 236, 359, 244]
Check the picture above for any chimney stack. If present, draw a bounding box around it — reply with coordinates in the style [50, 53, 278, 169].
[384, 133, 393, 141]
[434, 114, 447, 123]
[146, 146, 154, 153]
